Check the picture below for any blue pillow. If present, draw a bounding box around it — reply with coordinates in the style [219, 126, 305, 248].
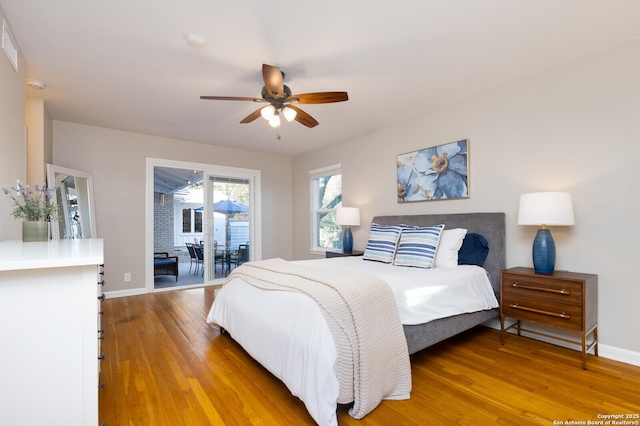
[363, 223, 403, 263]
[458, 233, 489, 266]
[393, 224, 445, 268]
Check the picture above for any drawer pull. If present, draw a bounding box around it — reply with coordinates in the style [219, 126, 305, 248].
[509, 303, 570, 319]
[98, 352, 106, 361]
[99, 382, 106, 389]
[98, 293, 106, 301]
[512, 282, 571, 295]
[98, 279, 105, 286]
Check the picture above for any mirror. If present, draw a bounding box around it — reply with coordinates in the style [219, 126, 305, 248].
[46, 164, 97, 239]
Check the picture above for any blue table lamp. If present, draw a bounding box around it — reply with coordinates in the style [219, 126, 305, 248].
[517, 192, 575, 274]
[335, 207, 360, 253]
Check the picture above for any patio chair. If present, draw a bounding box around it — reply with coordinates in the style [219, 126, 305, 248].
[154, 252, 179, 281]
[194, 243, 204, 276]
[185, 243, 198, 274]
[229, 243, 249, 270]
[213, 241, 225, 274]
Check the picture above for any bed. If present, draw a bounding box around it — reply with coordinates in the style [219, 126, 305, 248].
[207, 212, 505, 426]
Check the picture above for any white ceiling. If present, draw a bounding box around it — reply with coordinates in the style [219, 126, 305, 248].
[3, 1, 640, 156]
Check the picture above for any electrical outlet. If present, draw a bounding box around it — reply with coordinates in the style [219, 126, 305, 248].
[124, 273, 131, 282]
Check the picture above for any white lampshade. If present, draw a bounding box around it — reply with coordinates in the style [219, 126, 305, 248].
[335, 207, 360, 227]
[517, 192, 575, 226]
[261, 105, 275, 120]
[268, 112, 281, 128]
[282, 106, 297, 122]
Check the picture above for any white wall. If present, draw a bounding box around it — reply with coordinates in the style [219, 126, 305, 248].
[0, 4, 26, 240]
[26, 97, 53, 185]
[53, 122, 293, 293]
[292, 39, 640, 358]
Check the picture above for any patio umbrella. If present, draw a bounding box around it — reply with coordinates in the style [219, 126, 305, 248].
[213, 199, 249, 249]
[213, 199, 249, 215]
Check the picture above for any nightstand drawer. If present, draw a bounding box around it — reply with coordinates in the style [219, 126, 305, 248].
[501, 273, 583, 306]
[502, 299, 583, 331]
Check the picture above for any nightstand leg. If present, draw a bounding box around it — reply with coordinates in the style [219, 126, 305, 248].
[581, 333, 588, 370]
[593, 327, 599, 356]
[500, 315, 505, 345]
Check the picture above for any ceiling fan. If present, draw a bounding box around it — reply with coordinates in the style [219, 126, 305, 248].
[200, 64, 348, 128]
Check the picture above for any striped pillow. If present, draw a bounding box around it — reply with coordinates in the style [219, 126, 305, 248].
[363, 223, 404, 263]
[393, 224, 445, 268]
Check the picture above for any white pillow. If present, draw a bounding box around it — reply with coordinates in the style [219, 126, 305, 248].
[434, 228, 467, 268]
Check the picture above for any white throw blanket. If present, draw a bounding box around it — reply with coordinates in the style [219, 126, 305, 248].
[226, 258, 412, 419]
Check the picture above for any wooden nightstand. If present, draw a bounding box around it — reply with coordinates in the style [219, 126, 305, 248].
[500, 267, 598, 369]
[325, 250, 364, 258]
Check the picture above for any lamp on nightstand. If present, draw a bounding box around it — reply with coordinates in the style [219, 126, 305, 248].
[517, 192, 575, 275]
[335, 207, 360, 254]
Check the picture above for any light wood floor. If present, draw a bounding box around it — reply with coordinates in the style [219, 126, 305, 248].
[99, 287, 640, 425]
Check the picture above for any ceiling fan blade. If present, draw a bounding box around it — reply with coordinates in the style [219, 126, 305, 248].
[240, 108, 264, 124]
[262, 64, 284, 98]
[287, 92, 349, 104]
[286, 105, 319, 128]
[200, 96, 264, 102]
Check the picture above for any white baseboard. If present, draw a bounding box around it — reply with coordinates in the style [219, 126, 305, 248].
[483, 319, 640, 368]
[598, 344, 640, 367]
[105, 281, 221, 299]
[104, 287, 147, 299]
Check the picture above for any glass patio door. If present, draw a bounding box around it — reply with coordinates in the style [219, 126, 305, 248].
[203, 170, 260, 281]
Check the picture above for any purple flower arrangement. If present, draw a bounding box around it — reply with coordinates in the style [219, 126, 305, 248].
[2, 181, 58, 222]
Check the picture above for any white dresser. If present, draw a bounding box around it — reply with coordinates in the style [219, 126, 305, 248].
[0, 239, 104, 426]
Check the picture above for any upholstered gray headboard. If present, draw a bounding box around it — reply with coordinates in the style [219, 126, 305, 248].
[371, 212, 506, 296]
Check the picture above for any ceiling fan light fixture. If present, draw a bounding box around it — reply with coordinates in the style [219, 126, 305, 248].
[268, 112, 281, 128]
[282, 106, 297, 122]
[261, 105, 275, 120]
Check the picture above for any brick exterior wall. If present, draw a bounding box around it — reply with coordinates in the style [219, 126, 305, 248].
[154, 192, 175, 253]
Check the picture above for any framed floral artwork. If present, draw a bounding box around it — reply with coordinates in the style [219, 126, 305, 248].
[397, 139, 469, 203]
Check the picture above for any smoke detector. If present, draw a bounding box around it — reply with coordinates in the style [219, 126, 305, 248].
[26, 79, 46, 89]
[184, 33, 206, 47]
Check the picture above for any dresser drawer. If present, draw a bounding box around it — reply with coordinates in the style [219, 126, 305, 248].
[502, 298, 584, 331]
[501, 273, 583, 306]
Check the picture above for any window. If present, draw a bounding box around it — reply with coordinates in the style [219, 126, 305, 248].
[310, 164, 342, 252]
[182, 208, 191, 233]
[181, 207, 202, 233]
[194, 209, 203, 233]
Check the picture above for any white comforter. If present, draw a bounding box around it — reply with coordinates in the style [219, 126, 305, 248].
[206, 258, 498, 426]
